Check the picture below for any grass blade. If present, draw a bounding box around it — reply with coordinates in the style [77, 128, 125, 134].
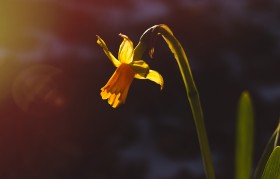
[261, 146, 280, 179]
[235, 91, 254, 179]
[254, 121, 280, 179]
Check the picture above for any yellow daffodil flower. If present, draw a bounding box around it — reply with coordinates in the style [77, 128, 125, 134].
[97, 34, 164, 108]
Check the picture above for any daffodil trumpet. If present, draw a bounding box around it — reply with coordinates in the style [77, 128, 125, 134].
[97, 34, 163, 108]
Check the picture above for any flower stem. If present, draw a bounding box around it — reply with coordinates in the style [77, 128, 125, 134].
[135, 24, 216, 179]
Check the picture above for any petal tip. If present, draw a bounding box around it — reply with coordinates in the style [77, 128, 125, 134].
[119, 33, 129, 39]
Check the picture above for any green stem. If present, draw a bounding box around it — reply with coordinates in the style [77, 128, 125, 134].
[135, 24, 216, 179]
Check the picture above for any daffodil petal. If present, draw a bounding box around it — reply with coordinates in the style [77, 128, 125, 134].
[118, 34, 134, 64]
[135, 70, 164, 90]
[96, 35, 120, 67]
[131, 60, 149, 77]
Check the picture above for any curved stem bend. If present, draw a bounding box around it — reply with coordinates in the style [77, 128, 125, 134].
[135, 24, 216, 179]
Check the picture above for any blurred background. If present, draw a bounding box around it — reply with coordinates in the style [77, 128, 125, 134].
[0, 0, 279, 178]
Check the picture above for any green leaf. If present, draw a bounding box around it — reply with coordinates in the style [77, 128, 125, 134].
[261, 146, 280, 179]
[254, 121, 280, 179]
[235, 91, 254, 179]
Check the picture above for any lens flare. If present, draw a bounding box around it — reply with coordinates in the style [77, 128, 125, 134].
[12, 64, 65, 116]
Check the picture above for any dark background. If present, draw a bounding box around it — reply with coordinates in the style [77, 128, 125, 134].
[0, 0, 279, 178]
